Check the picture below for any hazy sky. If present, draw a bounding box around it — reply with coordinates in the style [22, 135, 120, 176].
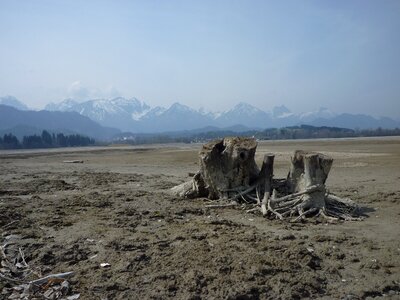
[0, 0, 399, 117]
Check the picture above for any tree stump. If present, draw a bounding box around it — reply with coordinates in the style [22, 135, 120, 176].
[170, 137, 260, 200]
[268, 150, 359, 220]
[199, 137, 259, 199]
[285, 151, 333, 212]
[287, 150, 332, 193]
[170, 137, 361, 221]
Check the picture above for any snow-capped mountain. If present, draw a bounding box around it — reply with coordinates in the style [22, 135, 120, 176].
[45, 98, 78, 112]
[198, 107, 221, 119]
[137, 102, 214, 132]
[215, 102, 272, 128]
[3, 96, 399, 140]
[46, 97, 150, 131]
[272, 105, 292, 118]
[41, 96, 400, 132]
[140, 106, 167, 120]
[299, 107, 337, 122]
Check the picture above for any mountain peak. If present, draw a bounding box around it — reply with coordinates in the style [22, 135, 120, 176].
[111, 96, 144, 106]
[46, 98, 79, 111]
[168, 102, 194, 112]
[229, 102, 263, 114]
[272, 105, 291, 117]
[0, 96, 29, 110]
[234, 102, 257, 109]
[299, 107, 336, 120]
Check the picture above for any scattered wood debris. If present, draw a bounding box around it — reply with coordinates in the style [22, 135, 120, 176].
[100, 263, 111, 268]
[62, 160, 84, 164]
[0, 235, 79, 299]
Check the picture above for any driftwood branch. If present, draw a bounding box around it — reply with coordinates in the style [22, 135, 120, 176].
[29, 271, 74, 287]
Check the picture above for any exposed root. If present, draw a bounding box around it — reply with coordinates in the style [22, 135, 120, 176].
[292, 207, 319, 222]
[246, 207, 260, 213]
[203, 184, 361, 221]
[267, 197, 283, 220]
[227, 184, 257, 201]
[270, 184, 324, 204]
[318, 209, 339, 222]
[325, 193, 362, 221]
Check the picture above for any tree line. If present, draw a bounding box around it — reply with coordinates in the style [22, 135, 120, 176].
[0, 131, 95, 149]
[114, 125, 400, 145]
[258, 125, 400, 140]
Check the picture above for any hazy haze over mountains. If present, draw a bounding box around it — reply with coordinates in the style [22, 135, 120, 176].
[1, 1, 399, 119]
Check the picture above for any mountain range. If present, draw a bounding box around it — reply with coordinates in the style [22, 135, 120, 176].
[1, 96, 399, 139]
[0, 104, 119, 140]
[45, 97, 400, 132]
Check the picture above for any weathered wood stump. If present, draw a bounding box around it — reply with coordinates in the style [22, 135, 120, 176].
[287, 150, 332, 193]
[269, 151, 332, 219]
[170, 137, 361, 221]
[199, 137, 259, 199]
[268, 150, 359, 220]
[170, 137, 259, 199]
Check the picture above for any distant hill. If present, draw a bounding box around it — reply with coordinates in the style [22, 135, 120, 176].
[0, 105, 120, 140]
[0, 96, 29, 110]
[309, 114, 399, 129]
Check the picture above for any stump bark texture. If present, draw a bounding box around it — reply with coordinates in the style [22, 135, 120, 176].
[199, 137, 259, 199]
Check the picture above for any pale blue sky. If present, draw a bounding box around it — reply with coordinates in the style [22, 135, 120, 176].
[0, 0, 399, 117]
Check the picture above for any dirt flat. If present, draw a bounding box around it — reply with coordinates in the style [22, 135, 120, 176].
[1, 137, 399, 299]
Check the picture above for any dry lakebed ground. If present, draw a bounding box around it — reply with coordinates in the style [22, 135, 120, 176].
[0, 137, 399, 299]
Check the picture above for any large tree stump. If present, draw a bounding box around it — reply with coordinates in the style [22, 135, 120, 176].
[199, 137, 259, 199]
[170, 137, 260, 200]
[170, 138, 361, 221]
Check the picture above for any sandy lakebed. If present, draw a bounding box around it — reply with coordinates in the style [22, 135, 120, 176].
[0, 137, 399, 299]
